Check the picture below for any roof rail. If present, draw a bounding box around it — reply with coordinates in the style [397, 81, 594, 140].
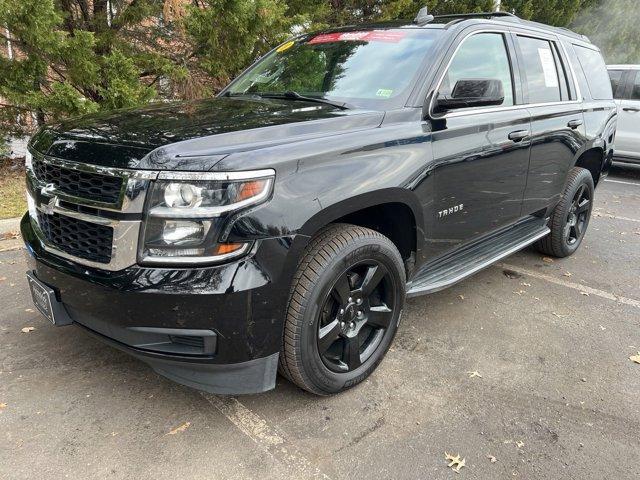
[434, 12, 589, 42]
[435, 11, 520, 22]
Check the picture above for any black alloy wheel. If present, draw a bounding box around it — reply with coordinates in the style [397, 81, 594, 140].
[536, 166, 594, 258]
[279, 224, 406, 395]
[317, 261, 396, 373]
[564, 183, 591, 246]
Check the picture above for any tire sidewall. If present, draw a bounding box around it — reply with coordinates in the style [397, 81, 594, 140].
[557, 170, 594, 256]
[298, 238, 405, 394]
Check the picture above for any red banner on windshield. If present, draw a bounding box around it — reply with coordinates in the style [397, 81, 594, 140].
[308, 31, 406, 45]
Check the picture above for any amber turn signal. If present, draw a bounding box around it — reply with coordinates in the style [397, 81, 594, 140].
[237, 180, 268, 202]
[213, 243, 246, 255]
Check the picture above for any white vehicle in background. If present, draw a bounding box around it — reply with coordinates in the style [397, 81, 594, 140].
[608, 65, 640, 164]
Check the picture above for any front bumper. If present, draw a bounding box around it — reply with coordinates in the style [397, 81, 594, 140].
[21, 214, 305, 394]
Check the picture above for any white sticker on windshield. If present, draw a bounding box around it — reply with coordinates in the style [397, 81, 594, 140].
[538, 48, 559, 88]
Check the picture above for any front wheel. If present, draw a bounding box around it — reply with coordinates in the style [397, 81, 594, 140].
[536, 167, 594, 258]
[279, 224, 406, 395]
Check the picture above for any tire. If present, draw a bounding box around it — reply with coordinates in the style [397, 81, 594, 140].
[536, 167, 594, 258]
[279, 224, 406, 396]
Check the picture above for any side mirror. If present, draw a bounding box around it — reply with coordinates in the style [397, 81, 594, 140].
[434, 79, 505, 112]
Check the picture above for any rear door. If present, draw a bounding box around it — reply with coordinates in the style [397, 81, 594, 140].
[615, 69, 640, 160]
[513, 33, 586, 215]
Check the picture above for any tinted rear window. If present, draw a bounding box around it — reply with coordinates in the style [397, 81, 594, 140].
[608, 70, 625, 98]
[574, 45, 612, 100]
[631, 71, 640, 100]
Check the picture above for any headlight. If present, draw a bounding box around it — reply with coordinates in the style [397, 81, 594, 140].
[139, 170, 275, 265]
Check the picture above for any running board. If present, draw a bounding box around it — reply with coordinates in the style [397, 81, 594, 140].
[407, 218, 550, 297]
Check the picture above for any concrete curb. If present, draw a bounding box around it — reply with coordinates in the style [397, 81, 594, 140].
[0, 217, 21, 235]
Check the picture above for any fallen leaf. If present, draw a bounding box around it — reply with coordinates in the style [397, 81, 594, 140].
[580, 292, 590, 297]
[599, 325, 606, 331]
[503, 269, 521, 279]
[0, 403, 6, 410]
[25, 309, 34, 313]
[513, 290, 526, 296]
[0, 231, 19, 241]
[516, 441, 525, 448]
[542, 257, 554, 263]
[520, 282, 531, 287]
[487, 455, 497, 463]
[21, 327, 35, 333]
[630, 352, 640, 364]
[458, 294, 465, 300]
[563, 272, 573, 277]
[467, 371, 482, 378]
[0, 277, 6, 282]
[167, 422, 191, 435]
[552, 312, 569, 318]
[445, 452, 466, 473]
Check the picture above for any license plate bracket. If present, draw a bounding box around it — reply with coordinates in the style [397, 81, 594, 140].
[26, 271, 72, 326]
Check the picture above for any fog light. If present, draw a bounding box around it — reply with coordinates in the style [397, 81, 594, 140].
[162, 220, 207, 245]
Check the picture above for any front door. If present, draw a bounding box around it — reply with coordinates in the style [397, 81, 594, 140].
[425, 31, 531, 259]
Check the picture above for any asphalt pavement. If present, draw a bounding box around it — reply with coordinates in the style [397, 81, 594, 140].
[1, 163, 639, 480]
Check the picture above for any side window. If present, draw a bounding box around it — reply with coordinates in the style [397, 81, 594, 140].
[439, 33, 514, 107]
[608, 70, 625, 99]
[631, 71, 640, 100]
[517, 36, 562, 104]
[573, 45, 613, 100]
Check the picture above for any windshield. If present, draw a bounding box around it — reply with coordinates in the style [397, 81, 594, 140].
[226, 28, 442, 110]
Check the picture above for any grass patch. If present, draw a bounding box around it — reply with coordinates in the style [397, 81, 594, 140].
[0, 157, 26, 220]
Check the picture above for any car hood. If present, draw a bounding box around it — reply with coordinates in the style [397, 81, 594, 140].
[30, 97, 384, 171]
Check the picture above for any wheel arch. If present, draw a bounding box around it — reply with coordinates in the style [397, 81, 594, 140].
[574, 146, 607, 186]
[298, 189, 423, 269]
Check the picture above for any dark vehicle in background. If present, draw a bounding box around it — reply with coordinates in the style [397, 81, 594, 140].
[22, 10, 616, 396]
[608, 65, 640, 164]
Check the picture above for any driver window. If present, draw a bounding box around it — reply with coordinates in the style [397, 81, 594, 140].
[439, 33, 514, 107]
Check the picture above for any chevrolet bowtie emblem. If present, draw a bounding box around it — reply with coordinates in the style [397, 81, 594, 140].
[41, 196, 57, 216]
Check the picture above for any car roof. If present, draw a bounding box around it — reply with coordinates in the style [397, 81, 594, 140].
[317, 14, 590, 45]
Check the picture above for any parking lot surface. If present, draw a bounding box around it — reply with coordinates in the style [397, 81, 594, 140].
[1, 164, 639, 480]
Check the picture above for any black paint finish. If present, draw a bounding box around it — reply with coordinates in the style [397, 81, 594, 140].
[24, 18, 617, 393]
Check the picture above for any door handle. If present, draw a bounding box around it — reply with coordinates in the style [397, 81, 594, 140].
[567, 119, 583, 129]
[508, 130, 529, 142]
[622, 107, 640, 112]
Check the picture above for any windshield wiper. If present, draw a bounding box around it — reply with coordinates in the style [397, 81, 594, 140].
[246, 91, 350, 110]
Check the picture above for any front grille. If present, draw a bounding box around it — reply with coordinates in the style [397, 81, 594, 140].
[37, 212, 114, 264]
[33, 158, 123, 204]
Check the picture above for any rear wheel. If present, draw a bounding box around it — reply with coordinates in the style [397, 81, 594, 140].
[279, 224, 405, 395]
[537, 167, 594, 258]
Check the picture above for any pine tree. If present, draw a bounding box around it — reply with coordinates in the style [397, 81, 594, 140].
[501, 0, 597, 27]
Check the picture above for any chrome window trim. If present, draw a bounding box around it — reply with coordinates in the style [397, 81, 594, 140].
[607, 65, 640, 71]
[427, 29, 584, 120]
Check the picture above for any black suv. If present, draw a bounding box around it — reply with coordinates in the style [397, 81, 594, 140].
[22, 11, 616, 396]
